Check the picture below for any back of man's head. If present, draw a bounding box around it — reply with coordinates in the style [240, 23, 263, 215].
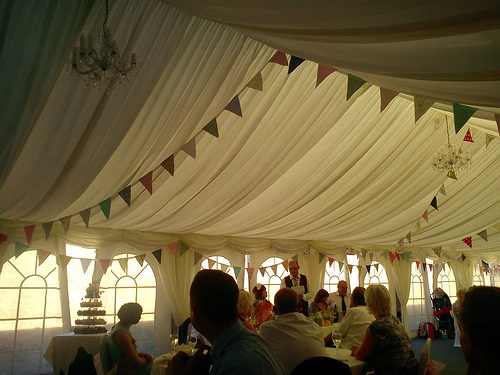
[351, 287, 366, 306]
[190, 269, 239, 324]
[274, 288, 300, 315]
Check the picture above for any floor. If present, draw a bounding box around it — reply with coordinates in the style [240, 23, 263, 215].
[411, 336, 467, 375]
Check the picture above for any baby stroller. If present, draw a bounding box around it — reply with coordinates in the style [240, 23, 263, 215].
[430, 288, 455, 339]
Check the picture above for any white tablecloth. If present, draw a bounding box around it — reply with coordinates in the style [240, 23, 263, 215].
[326, 347, 369, 375]
[321, 322, 340, 337]
[43, 332, 105, 374]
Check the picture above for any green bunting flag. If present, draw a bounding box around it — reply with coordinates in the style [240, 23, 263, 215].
[99, 198, 112, 219]
[233, 266, 241, 279]
[453, 103, 478, 133]
[337, 261, 344, 270]
[180, 242, 189, 256]
[246, 72, 263, 91]
[347, 74, 367, 100]
[203, 118, 219, 138]
[15, 242, 29, 258]
[318, 252, 326, 264]
[118, 186, 131, 206]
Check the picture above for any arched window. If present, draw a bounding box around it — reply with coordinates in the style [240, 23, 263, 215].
[0, 250, 61, 375]
[472, 264, 486, 286]
[437, 264, 456, 301]
[408, 262, 426, 332]
[201, 256, 236, 279]
[256, 257, 286, 304]
[324, 260, 348, 294]
[101, 254, 156, 355]
[363, 262, 389, 290]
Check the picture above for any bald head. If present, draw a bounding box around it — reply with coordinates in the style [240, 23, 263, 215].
[274, 288, 301, 315]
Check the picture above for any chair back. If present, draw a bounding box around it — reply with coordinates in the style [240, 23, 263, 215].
[290, 356, 351, 375]
[418, 338, 432, 375]
[99, 334, 113, 373]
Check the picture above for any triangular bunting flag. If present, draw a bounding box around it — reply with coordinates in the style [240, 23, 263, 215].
[221, 264, 229, 273]
[316, 64, 337, 87]
[486, 134, 496, 148]
[374, 263, 379, 272]
[395, 252, 401, 261]
[414, 220, 421, 235]
[429, 264, 433, 272]
[414, 96, 435, 122]
[337, 261, 344, 270]
[463, 128, 474, 143]
[288, 56, 305, 74]
[118, 258, 128, 274]
[118, 186, 131, 206]
[348, 264, 354, 273]
[397, 239, 404, 250]
[461, 254, 467, 261]
[495, 113, 500, 134]
[194, 252, 203, 265]
[135, 254, 146, 267]
[203, 118, 219, 138]
[406, 232, 411, 244]
[347, 74, 367, 100]
[233, 266, 241, 279]
[37, 250, 50, 266]
[422, 210, 429, 223]
[99, 198, 111, 219]
[389, 252, 396, 264]
[328, 257, 334, 267]
[79, 208, 91, 229]
[283, 260, 289, 272]
[42, 222, 53, 240]
[139, 171, 153, 195]
[180, 242, 189, 256]
[152, 249, 162, 264]
[24, 224, 36, 245]
[208, 259, 216, 269]
[225, 96, 243, 117]
[447, 169, 458, 180]
[292, 254, 298, 263]
[430, 196, 438, 211]
[268, 51, 288, 66]
[57, 254, 71, 270]
[181, 138, 197, 159]
[318, 253, 326, 264]
[380, 88, 399, 112]
[247, 267, 254, 281]
[271, 264, 278, 275]
[246, 72, 263, 91]
[99, 259, 112, 274]
[439, 184, 446, 196]
[477, 230, 488, 242]
[161, 155, 175, 177]
[403, 252, 412, 262]
[167, 242, 177, 257]
[416, 261, 421, 271]
[259, 267, 266, 277]
[462, 236, 473, 249]
[383, 249, 389, 260]
[453, 103, 478, 133]
[80, 258, 92, 274]
[60, 216, 71, 234]
[0, 233, 7, 246]
[366, 265, 371, 274]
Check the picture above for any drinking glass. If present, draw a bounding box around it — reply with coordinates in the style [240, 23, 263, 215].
[333, 338, 342, 355]
[169, 333, 178, 351]
[187, 335, 198, 353]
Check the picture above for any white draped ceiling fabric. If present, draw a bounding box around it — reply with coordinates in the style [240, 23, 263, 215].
[1, 1, 500, 330]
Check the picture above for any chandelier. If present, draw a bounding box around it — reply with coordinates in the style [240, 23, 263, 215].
[68, 0, 140, 90]
[432, 117, 472, 180]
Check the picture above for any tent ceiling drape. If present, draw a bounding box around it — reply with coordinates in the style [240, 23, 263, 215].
[1, 1, 499, 262]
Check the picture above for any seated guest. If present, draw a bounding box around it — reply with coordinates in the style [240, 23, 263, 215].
[309, 289, 329, 314]
[459, 286, 500, 375]
[238, 289, 258, 333]
[452, 287, 466, 348]
[260, 288, 327, 375]
[253, 283, 274, 326]
[167, 270, 285, 375]
[109, 303, 153, 375]
[327, 280, 351, 319]
[328, 287, 374, 349]
[352, 285, 418, 375]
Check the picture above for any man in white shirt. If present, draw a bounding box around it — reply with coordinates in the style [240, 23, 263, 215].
[260, 288, 326, 375]
[327, 280, 351, 318]
[330, 287, 374, 349]
[280, 260, 314, 316]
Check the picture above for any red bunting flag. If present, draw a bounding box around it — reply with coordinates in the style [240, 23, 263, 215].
[316, 64, 337, 87]
[416, 261, 421, 271]
[247, 267, 254, 281]
[429, 264, 433, 272]
[139, 171, 153, 195]
[24, 225, 36, 245]
[0, 233, 7, 246]
[328, 257, 334, 267]
[395, 252, 401, 261]
[406, 232, 412, 244]
[463, 129, 474, 142]
[380, 88, 399, 112]
[389, 252, 396, 264]
[167, 242, 177, 257]
[422, 210, 429, 223]
[79, 208, 91, 228]
[99, 259, 112, 274]
[268, 51, 288, 66]
[462, 236, 473, 249]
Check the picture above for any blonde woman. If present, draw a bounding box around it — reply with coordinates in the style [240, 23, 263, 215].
[238, 289, 258, 333]
[352, 285, 417, 375]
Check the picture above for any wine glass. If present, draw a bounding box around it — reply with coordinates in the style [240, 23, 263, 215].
[169, 333, 178, 352]
[187, 335, 198, 353]
[332, 338, 342, 355]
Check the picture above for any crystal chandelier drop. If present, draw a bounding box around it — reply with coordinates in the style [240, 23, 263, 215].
[67, 0, 140, 90]
[432, 117, 472, 180]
